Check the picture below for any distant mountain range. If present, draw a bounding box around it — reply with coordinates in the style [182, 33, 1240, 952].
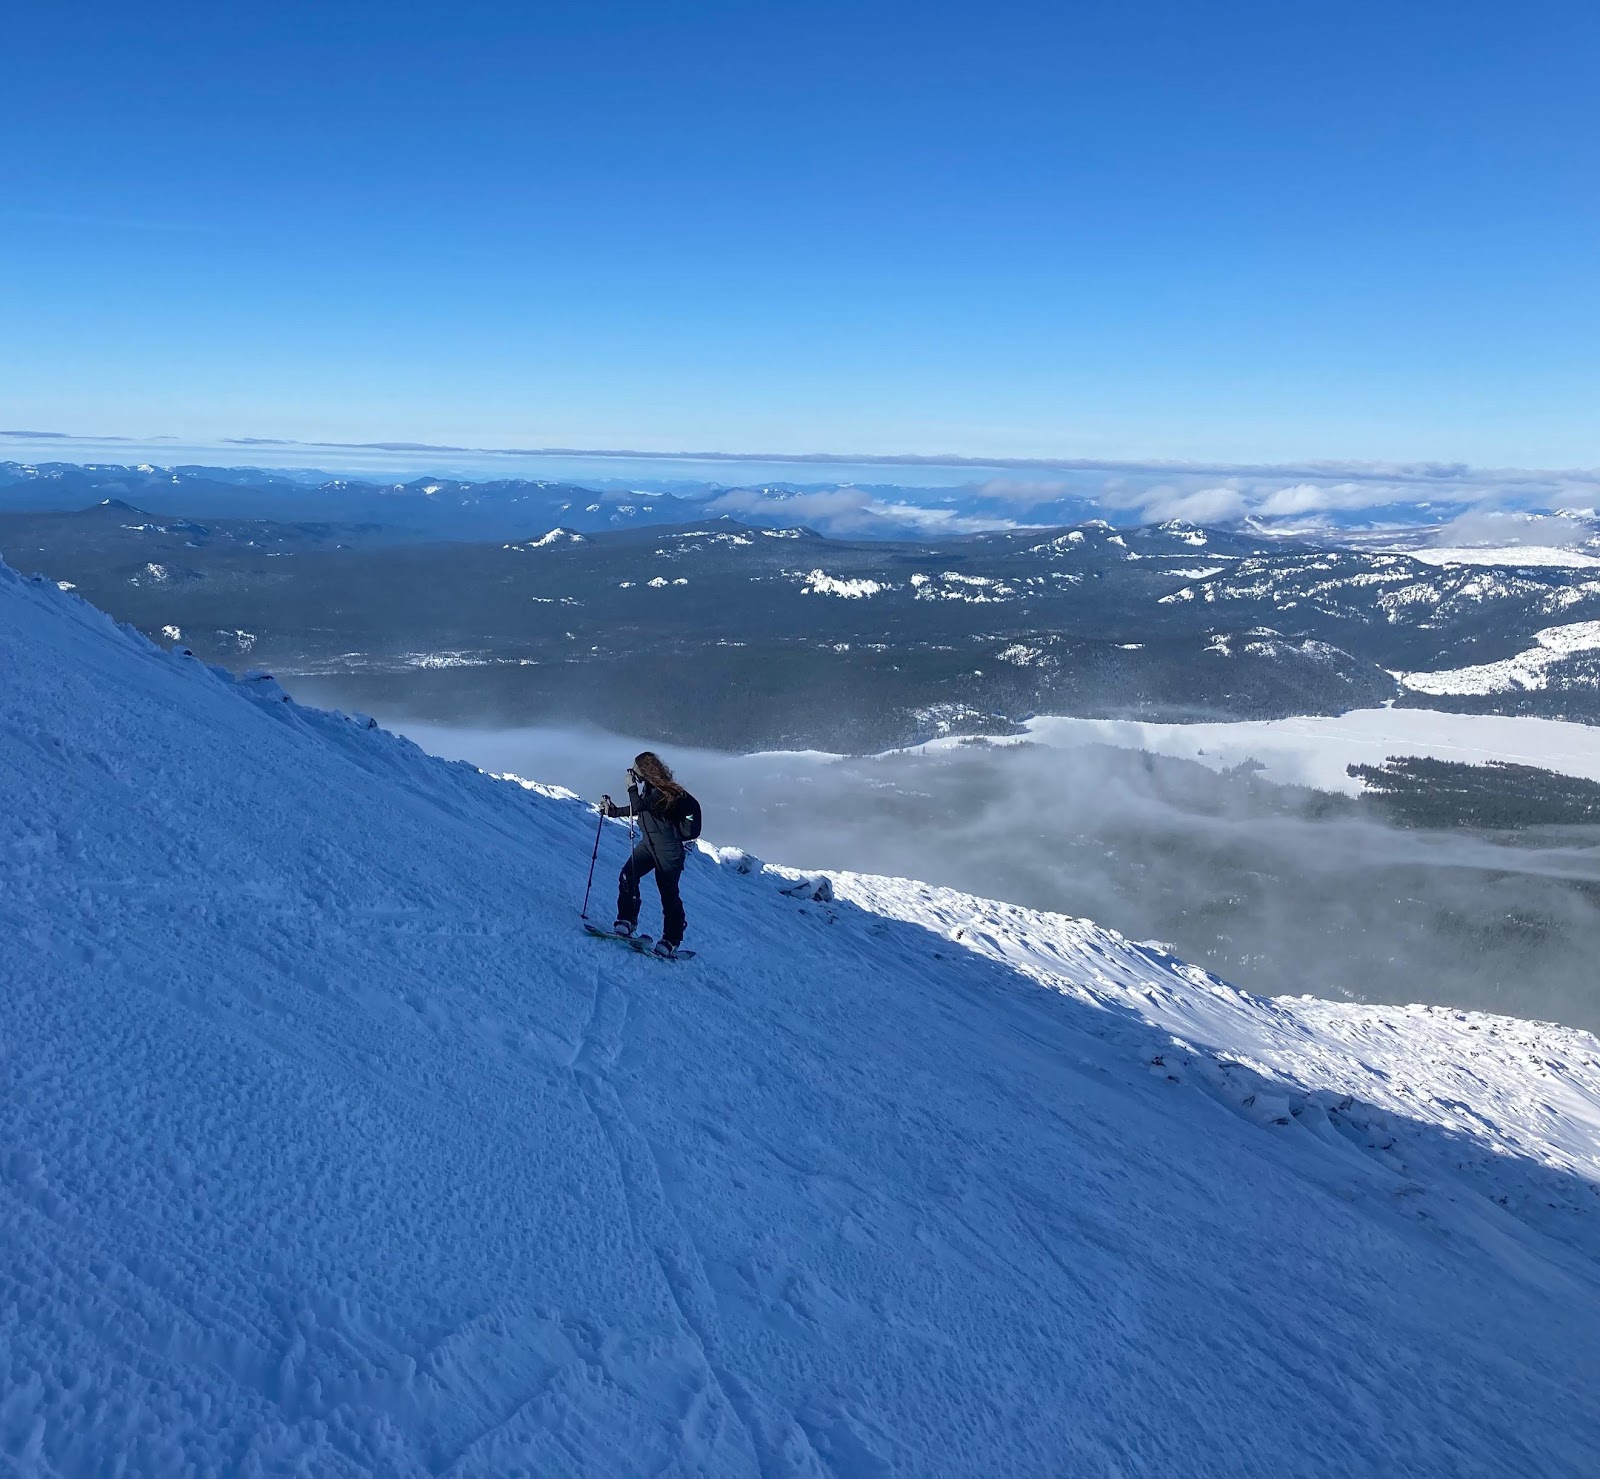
[8, 458, 1600, 545]
[0, 460, 676, 540]
[5, 489, 1598, 750]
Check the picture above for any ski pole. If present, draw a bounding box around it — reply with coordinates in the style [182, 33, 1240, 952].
[579, 802, 606, 919]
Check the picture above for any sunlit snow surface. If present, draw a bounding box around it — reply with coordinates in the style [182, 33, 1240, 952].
[3, 562, 1600, 1476]
[938, 708, 1600, 794]
[796, 569, 889, 598]
[1402, 545, 1600, 569]
[1399, 621, 1600, 696]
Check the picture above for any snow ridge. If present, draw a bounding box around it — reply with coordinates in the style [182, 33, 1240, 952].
[3, 561, 1599, 1476]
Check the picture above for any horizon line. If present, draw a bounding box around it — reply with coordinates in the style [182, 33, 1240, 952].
[4, 427, 1600, 490]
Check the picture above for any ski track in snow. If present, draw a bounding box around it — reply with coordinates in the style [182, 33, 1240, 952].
[3, 562, 1600, 1477]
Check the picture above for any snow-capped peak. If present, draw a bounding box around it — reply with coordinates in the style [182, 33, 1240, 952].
[513, 527, 587, 548]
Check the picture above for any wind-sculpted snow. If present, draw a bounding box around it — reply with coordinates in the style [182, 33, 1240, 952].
[3, 561, 1600, 1476]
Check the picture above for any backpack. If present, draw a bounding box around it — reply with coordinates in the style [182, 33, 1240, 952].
[670, 790, 703, 842]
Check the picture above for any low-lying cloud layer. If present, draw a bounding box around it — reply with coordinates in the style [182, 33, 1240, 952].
[700, 485, 1026, 537]
[387, 719, 1600, 1034]
[7, 429, 1600, 535]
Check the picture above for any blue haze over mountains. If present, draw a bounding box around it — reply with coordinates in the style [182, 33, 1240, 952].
[5, 457, 1600, 752]
[6, 453, 1600, 543]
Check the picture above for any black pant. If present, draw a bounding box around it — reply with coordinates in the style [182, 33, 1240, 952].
[617, 840, 686, 946]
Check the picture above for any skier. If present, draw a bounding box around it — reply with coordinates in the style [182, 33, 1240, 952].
[600, 751, 701, 958]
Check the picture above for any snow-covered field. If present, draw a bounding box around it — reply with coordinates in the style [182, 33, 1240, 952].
[4, 561, 1600, 1476]
[1400, 545, 1600, 569]
[925, 707, 1600, 794]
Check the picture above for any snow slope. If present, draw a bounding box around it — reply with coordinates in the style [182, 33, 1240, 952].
[3, 561, 1600, 1477]
[1398, 620, 1600, 697]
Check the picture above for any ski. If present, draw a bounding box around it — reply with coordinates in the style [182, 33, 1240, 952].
[630, 939, 696, 961]
[583, 921, 652, 946]
[583, 922, 696, 959]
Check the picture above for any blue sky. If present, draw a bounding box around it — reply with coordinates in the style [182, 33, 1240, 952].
[4, 1, 1597, 467]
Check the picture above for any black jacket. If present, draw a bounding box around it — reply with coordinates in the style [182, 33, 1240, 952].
[604, 782, 687, 869]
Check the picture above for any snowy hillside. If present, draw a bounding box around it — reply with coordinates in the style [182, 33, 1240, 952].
[3, 560, 1600, 1478]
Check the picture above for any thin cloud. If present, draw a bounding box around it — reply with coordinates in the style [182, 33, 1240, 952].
[1435, 509, 1600, 548]
[970, 478, 1077, 504]
[703, 486, 881, 527]
[191, 434, 1600, 493]
[1, 428, 140, 443]
[1130, 485, 1253, 524]
[2, 424, 1595, 493]
[9, 427, 1600, 525]
[701, 485, 1035, 536]
[1255, 482, 1389, 517]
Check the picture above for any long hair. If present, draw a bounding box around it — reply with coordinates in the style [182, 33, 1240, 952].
[633, 751, 685, 804]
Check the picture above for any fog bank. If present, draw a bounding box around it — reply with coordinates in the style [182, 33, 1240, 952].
[386, 718, 1600, 1035]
